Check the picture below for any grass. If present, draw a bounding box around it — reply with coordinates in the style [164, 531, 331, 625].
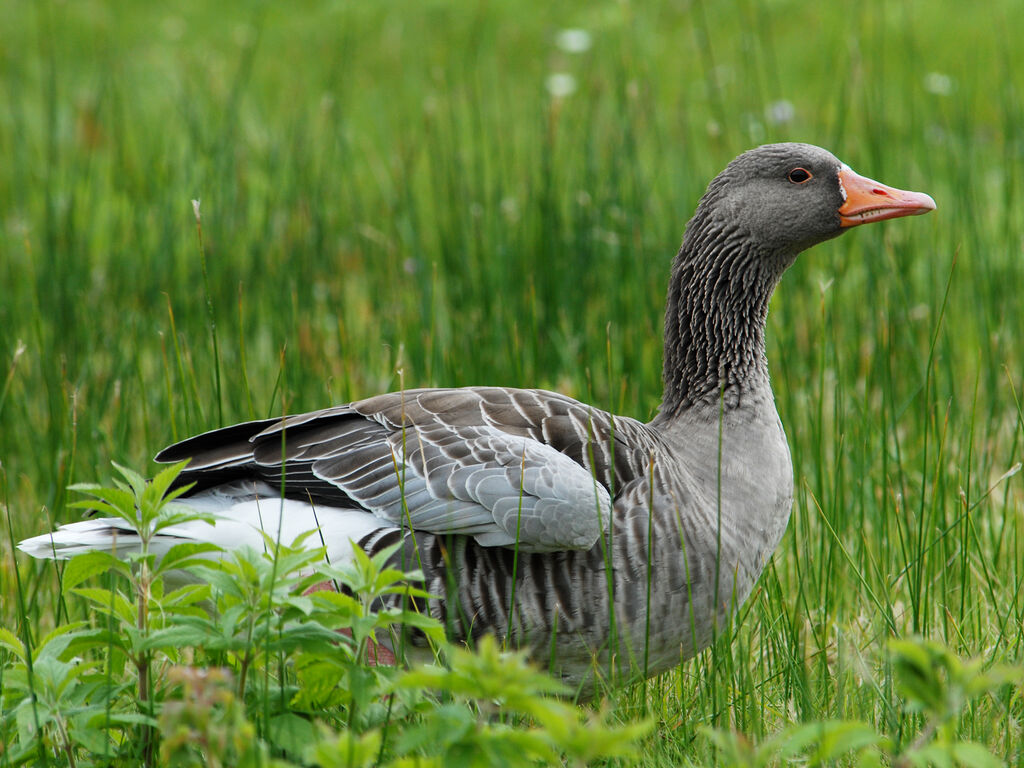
[2, 0, 1023, 764]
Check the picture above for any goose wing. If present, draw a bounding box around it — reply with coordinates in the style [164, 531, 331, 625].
[157, 387, 659, 553]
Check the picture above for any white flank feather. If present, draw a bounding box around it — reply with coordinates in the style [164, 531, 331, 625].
[17, 492, 394, 564]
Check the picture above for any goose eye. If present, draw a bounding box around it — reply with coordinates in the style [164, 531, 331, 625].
[788, 167, 812, 184]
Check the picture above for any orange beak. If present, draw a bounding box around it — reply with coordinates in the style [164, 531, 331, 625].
[838, 166, 936, 227]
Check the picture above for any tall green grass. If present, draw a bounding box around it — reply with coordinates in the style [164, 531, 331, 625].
[2, 0, 1022, 764]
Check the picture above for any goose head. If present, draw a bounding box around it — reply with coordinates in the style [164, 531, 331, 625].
[697, 142, 936, 266]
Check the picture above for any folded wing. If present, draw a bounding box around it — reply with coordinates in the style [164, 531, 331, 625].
[157, 387, 659, 553]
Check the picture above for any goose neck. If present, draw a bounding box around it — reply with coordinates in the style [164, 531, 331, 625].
[655, 215, 783, 421]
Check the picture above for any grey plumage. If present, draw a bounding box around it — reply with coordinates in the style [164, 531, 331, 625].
[18, 143, 935, 695]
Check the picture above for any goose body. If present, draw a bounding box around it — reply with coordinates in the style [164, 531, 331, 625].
[19, 144, 934, 692]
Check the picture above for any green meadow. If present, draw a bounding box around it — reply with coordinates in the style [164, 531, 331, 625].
[2, 0, 1023, 764]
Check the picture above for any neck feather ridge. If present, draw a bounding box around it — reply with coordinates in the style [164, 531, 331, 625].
[656, 209, 782, 420]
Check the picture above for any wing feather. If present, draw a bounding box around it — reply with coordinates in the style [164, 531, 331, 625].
[158, 387, 664, 552]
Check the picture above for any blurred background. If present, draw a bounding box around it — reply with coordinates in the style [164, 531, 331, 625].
[1, 0, 1022, 729]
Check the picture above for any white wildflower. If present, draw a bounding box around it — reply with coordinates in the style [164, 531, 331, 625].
[766, 99, 795, 125]
[555, 29, 592, 54]
[500, 197, 520, 222]
[545, 73, 577, 98]
[923, 72, 953, 96]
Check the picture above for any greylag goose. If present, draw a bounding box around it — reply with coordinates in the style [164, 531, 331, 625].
[19, 143, 935, 692]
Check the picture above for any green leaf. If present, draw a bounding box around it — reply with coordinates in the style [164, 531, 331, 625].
[308, 588, 362, 616]
[154, 540, 222, 576]
[15, 697, 46, 743]
[377, 583, 435, 601]
[63, 627, 130, 657]
[69, 586, 136, 624]
[70, 486, 137, 521]
[268, 713, 317, 758]
[284, 594, 315, 615]
[950, 741, 1005, 768]
[112, 461, 148, 500]
[306, 729, 382, 768]
[152, 506, 216, 535]
[755, 722, 823, 762]
[36, 622, 92, 659]
[104, 712, 160, 728]
[67, 481, 106, 494]
[145, 459, 191, 500]
[186, 563, 249, 599]
[905, 744, 954, 768]
[368, 540, 403, 571]
[61, 550, 130, 592]
[890, 638, 950, 716]
[159, 582, 214, 610]
[0, 626, 25, 657]
[141, 623, 216, 651]
[375, 608, 445, 643]
[395, 703, 476, 754]
[68, 710, 114, 754]
[807, 721, 883, 763]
